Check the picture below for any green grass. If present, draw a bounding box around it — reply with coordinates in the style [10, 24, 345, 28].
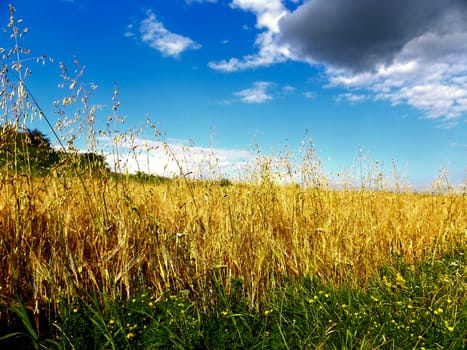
[2, 249, 464, 349]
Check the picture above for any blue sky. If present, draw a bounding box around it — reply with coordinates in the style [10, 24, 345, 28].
[3, 0, 467, 188]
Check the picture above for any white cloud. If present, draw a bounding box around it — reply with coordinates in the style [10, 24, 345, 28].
[97, 136, 323, 186]
[138, 10, 201, 58]
[335, 93, 367, 105]
[234, 81, 274, 103]
[282, 85, 296, 93]
[328, 31, 467, 124]
[303, 91, 316, 99]
[124, 24, 134, 38]
[203, 1, 467, 123]
[208, 1, 467, 124]
[99, 136, 253, 179]
[208, 0, 292, 71]
[230, 0, 287, 32]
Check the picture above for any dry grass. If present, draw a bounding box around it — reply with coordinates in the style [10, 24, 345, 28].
[0, 5, 465, 330]
[1, 172, 465, 315]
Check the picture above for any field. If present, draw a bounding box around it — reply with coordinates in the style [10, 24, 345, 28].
[0, 169, 465, 349]
[1, 5, 466, 348]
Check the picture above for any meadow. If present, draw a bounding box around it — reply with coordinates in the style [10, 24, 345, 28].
[1, 5, 466, 349]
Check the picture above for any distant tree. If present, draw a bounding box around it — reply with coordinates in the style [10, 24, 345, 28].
[25, 128, 51, 148]
[78, 152, 109, 172]
[0, 126, 59, 174]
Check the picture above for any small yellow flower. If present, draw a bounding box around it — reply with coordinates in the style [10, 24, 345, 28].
[263, 309, 272, 316]
[382, 276, 392, 288]
[148, 301, 154, 307]
[109, 319, 115, 325]
[127, 332, 135, 339]
[221, 310, 228, 317]
[444, 321, 454, 332]
[73, 308, 78, 313]
[433, 308, 443, 315]
[395, 272, 406, 287]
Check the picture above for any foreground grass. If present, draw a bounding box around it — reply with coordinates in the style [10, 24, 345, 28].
[0, 175, 465, 349]
[1, 248, 464, 349]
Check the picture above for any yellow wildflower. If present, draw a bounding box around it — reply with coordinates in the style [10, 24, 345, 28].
[395, 272, 406, 287]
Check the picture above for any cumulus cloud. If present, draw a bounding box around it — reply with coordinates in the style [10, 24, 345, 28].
[230, 0, 287, 32]
[138, 10, 201, 58]
[335, 93, 367, 105]
[234, 81, 274, 103]
[208, 0, 291, 71]
[99, 136, 326, 185]
[99, 136, 253, 179]
[136, 0, 466, 123]
[276, 0, 467, 123]
[327, 30, 467, 123]
[279, 0, 467, 73]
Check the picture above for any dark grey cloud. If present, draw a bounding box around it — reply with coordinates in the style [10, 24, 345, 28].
[279, 0, 467, 73]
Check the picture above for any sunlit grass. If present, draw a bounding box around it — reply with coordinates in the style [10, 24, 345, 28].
[0, 173, 465, 348]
